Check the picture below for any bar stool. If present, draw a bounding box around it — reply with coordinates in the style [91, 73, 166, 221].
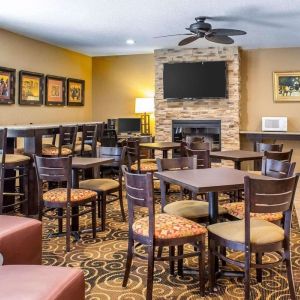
[0, 128, 30, 215]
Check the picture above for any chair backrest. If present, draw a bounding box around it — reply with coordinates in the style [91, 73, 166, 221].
[185, 135, 205, 145]
[185, 148, 211, 168]
[125, 139, 141, 172]
[256, 142, 283, 152]
[244, 175, 298, 244]
[264, 150, 293, 162]
[0, 128, 7, 164]
[96, 122, 105, 142]
[156, 156, 197, 172]
[58, 125, 78, 156]
[81, 124, 98, 156]
[190, 142, 210, 150]
[122, 165, 154, 239]
[101, 129, 118, 147]
[261, 158, 295, 178]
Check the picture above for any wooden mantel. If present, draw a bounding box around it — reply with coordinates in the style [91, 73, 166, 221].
[240, 131, 300, 142]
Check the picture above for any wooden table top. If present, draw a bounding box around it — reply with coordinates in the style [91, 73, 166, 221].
[140, 142, 181, 150]
[210, 150, 264, 161]
[155, 167, 270, 193]
[72, 157, 114, 169]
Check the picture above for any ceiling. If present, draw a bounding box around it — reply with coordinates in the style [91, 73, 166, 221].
[0, 0, 299, 56]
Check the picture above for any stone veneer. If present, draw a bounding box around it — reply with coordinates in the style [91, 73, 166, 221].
[154, 46, 241, 151]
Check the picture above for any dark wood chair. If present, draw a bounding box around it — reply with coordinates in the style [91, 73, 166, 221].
[185, 148, 211, 168]
[42, 125, 78, 157]
[101, 129, 118, 147]
[0, 128, 30, 215]
[75, 124, 98, 157]
[256, 142, 283, 152]
[222, 159, 296, 223]
[79, 147, 126, 231]
[264, 149, 293, 162]
[34, 155, 97, 252]
[208, 175, 299, 299]
[121, 165, 207, 299]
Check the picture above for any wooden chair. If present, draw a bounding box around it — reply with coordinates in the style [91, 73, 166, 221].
[208, 175, 299, 299]
[42, 125, 78, 157]
[0, 128, 30, 215]
[126, 139, 157, 174]
[79, 147, 126, 231]
[264, 149, 293, 162]
[121, 165, 207, 299]
[75, 124, 98, 157]
[222, 159, 296, 223]
[185, 148, 211, 168]
[256, 142, 283, 152]
[101, 129, 118, 147]
[34, 155, 97, 252]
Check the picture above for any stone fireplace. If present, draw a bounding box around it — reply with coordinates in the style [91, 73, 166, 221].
[154, 46, 241, 151]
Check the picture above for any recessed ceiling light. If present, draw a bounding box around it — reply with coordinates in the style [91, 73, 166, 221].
[126, 39, 135, 45]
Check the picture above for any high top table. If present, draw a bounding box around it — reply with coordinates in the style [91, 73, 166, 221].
[139, 142, 181, 158]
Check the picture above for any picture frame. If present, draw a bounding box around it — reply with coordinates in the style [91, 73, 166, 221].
[19, 70, 44, 105]
[273, 71, 300, 102]
[67, 78, 85, 106]
[45, 75, 66, 106]
[0, 66, 16, 104]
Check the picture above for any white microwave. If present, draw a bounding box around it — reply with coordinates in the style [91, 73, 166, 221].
[262, 117, 287, 132]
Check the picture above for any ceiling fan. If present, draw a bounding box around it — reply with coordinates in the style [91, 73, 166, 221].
[155, 16, 246, 46]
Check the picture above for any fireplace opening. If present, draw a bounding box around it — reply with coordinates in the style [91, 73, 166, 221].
[172, 120, 221, 155]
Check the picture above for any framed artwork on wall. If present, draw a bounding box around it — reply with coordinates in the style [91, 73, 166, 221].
[273, 71, 300, 102]
[0, 66, 16, 104]
[45, 75, 66, 106]
[67, 78, 85, 106]
[19, 70, 44, 105]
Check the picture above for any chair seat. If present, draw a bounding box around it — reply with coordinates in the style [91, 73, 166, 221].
[132, 213, 207, 240]
[74, 143, 92, 153]
[0, 154, 30, 165]
[43, 188, 97, 204]
[153, 180, 182, 193]
[222, 202, 283, 222]
[207, 219, 284, 245]
[131, 161, 158, 172]
[79, 178, 119, 192]
[42, 146, 72, 156]
[0, 265, 85, 300]
[164, 200, 227, 219]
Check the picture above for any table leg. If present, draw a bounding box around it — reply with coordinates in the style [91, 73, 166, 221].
[160, 179, 167, 211]
[162, 150, 168, 158]
[71, 169, 79, 232]
[234, 161, 241, 170]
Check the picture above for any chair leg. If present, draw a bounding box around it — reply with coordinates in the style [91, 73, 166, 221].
[91, 201, 96, 239]
[23, 167, 29, 216]
[244, 247, 251, 300]
[198, 238, 205, 297]
[157, 246, 163, 258]
[256, 252, 262, 283]
[97, 192, 101, 218]
[146, 245, 155, 300]
[177, 245, 184, 277]
[208, 237, 216, 292]
[220, 246, 227, 266]
[118, 186, 126, 222]
[66, 206, 71, 252]
[58, 208, 63, 233]
[285, 246, 296, 300]
[122, 238, 134, 287]
[101, 192, 107, 231]
[169, 246, 175, 275]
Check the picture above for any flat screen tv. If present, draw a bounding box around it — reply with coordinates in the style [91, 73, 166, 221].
[163, 61, 227, 99]
[117, 118, 141, 134]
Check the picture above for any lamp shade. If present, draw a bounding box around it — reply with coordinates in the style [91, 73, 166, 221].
[135, 97, 154, 113]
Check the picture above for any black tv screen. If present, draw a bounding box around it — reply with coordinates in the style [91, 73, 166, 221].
[117, 118, 141, 134]
[163, 61, 227, 99]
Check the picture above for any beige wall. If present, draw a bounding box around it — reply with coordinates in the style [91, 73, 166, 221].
[241, 48, 300, 170]
[92, 54, 155, 126]
[0, 29, 92, 125]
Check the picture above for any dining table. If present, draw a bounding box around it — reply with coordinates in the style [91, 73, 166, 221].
[210, 150, 264, 170]
[139, 142, 181, 158]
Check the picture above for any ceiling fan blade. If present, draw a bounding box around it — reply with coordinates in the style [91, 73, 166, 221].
[205, 35, 234, 44]
[153, 33, 193, 38]
[178, 35, 200, 46]
[210, 29, 246, 36]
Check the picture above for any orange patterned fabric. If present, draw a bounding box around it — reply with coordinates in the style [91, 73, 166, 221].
[132, 213, 207, 239]
[222, 202, 283, 222]
[42, 146, 72, 156]
[43, 188, 97, 203]
[131, 161, 158, 172]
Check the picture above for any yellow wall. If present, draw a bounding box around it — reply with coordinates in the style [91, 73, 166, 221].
[92, 54, 155, 131]
[0, 29, 92, 125]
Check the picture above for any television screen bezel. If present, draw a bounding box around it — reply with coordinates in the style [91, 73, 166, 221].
[163, 61, 228, 100]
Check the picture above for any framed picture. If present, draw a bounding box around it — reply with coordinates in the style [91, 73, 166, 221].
[67, 78, 85, 106]
[0, 66, 16, 104]
[19, 70, 44, 105]
[273, 71, 300, 102]
[45, 75, 66, 106]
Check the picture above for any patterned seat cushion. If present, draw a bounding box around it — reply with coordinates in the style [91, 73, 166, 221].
[132, 213, 207, 239]
[42, 146, 72, 156]
[79, 178, 119, 192]
[131, 161, 158, 172]
[153, 180, 182, 193]
[0, 154, 30, 164]
[207, 219, 284, 245]
[222, 202, 283, 222]
[43, 188, 97, 203]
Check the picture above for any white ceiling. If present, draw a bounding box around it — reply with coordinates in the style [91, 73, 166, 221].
[0, 0, 299, 56]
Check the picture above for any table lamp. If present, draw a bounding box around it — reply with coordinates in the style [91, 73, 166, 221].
[135, 97, 154, 134]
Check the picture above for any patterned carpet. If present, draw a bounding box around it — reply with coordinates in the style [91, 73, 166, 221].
[42, 192, 300, 300]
